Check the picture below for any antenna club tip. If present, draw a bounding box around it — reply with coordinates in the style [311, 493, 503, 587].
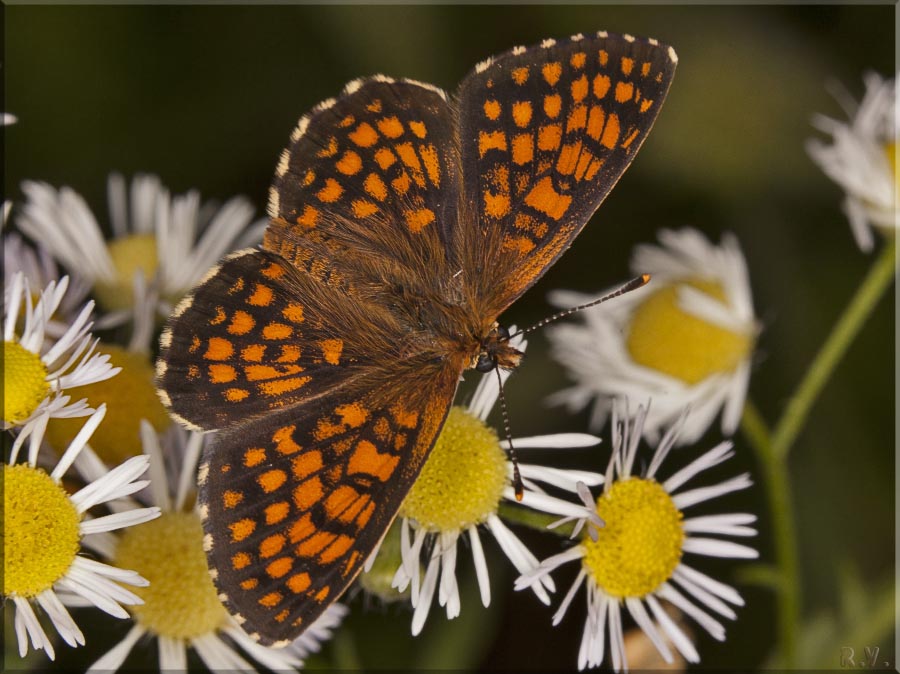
[515, 486, 524, 502]
[641, 273, 651, 284]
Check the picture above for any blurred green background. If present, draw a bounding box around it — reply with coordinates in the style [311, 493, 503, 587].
[5, 4, 895, 671]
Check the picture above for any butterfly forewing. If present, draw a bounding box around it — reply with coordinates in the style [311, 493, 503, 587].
[455, 32, 677, 314]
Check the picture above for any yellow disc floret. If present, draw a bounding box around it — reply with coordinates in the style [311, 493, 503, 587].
[45, 344, 170, 463]
[582, 477, 684, 598]
[626, 278, 751, 385]
[4, 464, 81, 597]
[94, 234, 159, 313]
[114, 511, 228, 639]
[400, 407, 507, 532]
[4, 341, 50, 425]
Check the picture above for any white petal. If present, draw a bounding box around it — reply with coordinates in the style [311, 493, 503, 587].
[87, 624, 145, 672]
[646, 594, 699, 663]
[158, 634, 188, 671]
[682, 537, 758, 559]
[468, 526, 491, 607]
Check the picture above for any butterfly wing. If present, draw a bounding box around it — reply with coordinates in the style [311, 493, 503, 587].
[199, 362, 459, 645]
[455, 32, 677, 316]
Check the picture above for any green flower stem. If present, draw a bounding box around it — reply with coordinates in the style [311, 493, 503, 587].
[741, 400, 799, 668]
[771, 239, 896, 461]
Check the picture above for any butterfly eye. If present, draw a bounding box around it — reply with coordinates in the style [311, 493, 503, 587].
[475, 352, 497, 373]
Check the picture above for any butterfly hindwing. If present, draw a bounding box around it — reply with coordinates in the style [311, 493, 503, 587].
[455, 32, 677, 313]
[199, 365, 459, 645]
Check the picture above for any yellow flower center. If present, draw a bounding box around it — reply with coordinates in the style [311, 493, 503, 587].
[94, 234, 159, 313]
[3, 341, 50, 425]
[3, 464, 81, 597]
[114, 511, 229, 640]
[582, 477, 684, 598]
[625, 278, 752, 385]
[45, 344, 170, 463]
[399, 407, 507, 532]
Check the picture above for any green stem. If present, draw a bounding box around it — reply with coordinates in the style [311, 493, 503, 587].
[771, 239, 896, 461]
[741, 401, 800, 668]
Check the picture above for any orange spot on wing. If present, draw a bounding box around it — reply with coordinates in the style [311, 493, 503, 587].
[287, 572, 311, 593]
[374, 147, 397, 170]
[377, 116, 404, 138]
[483, 99, 501, 120]
[621, 56, 634, 75]
[537, 124, 562, 151]
[348, 440, 399, 482]
[366, 99, 382, 113]
[593, 74, 611, 99]
[524, 176, 572, 220]
[352, 200, 379, 218]
[293, 476, 324, 510]
[419, 144, 441, 186]
[587, 106, 606, 140]
[249, 283, 274, 307]
[542, 61, 562, 85]
[228, 310, 255, 335]
[288, 513, 315, 543]
[478, 130, 507, 157]
[320, 339, 343, 365]
[258, 469, 287, 493]
[244, 447, 266, 467]
[241, 344, 266, 362]
[391, 405, 419, 428]
[267, 557, 293, 578]
[571, 74, 589, 102]
[291, 450, 323, 480]
[336, 402, 368, 427]
[409, 120, 427, 138]
[260, 534, 286, 558]
[598, 49, 609, 66]
[273, 425, 302, 455]
[276, 345, 301, 363]
[317, 178, 343, 204]
[557, 140, 584, 176]
[622, 127, 641, 149]
[263, 322, 293, 340]
[615, 81, 634, 103]
[205, 337, 234, 361]
[512, 66, 529, 85]
[229, 518, 256, 542]
[566, 105, 587, 132]
[241, 578, 258, 590]
[223, 490, 243, 509]
[209, 364, 236, 384]
[282, 303, 304, 323]
[544, 94, 562, 118]
[225, 387, 249, 402]
[210, 307, 226, 325]
[356, 501, 375, 528]
[319, 534, 355, 564]
[512, 100, 532, 128]
[317, 136, 338, 158]
[232, 552, 251, 570]
[512, 133, 534, 166]
[336, 150, 363, 175]
[640, 98, 654, 113]
[296, 205, 318, 228]
[484, 191, 511, 219]
[348, 122, 378, 147]
[570, 51, 586, 68]
[391, 172, 411, 195]
[503, 235, 536, 255]
[364, 173, 388, 201]
[265, 501, 290, 524]
[260, 376, 311, 396]
[259, 592, 282, 607]
[296, 530, 335, 557]
[601, 112, 620, 149]
[405, 208, 435, 233]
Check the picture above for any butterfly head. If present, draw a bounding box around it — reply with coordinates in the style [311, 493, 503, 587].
[473, 323, 523, 373]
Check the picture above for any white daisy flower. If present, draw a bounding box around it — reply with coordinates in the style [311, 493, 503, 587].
[807, 72, 898, 252]
[381, 331, 606, 636]
[547, 228, 757, 445]
[3, 232, 92, 337]
[4, 405, 160, 660]
[516, 403, 757, 671]
[85, 422, 347, 673]
[15, 173, 268, 326]
[4, 271, 120, 451]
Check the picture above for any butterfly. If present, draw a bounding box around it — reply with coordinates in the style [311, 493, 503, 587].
[156, 31, 677, 645]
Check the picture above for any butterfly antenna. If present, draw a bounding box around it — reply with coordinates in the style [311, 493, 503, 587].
[509, 274, 651, 339]
[495, 367, 524, 501]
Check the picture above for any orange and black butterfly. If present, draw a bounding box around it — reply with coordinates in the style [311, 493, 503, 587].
[156, 31, 677, 644]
